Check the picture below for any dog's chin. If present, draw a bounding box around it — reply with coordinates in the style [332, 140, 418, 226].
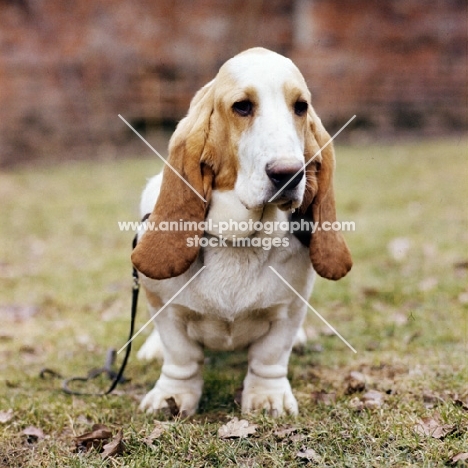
[241, 198, 301, 212]
[240, 190, 302, 212]
[269, 195, 302, 212]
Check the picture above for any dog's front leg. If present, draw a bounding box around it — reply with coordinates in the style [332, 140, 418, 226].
[140, 307, 204, 417]
[242, 302, 306, 416]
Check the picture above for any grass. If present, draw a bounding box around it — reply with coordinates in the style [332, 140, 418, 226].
[0, 138, 467, 467]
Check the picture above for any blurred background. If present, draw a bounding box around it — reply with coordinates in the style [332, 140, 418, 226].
[0, 0, 466, 167]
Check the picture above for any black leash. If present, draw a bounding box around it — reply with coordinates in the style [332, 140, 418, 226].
[53, 233, 141, 396]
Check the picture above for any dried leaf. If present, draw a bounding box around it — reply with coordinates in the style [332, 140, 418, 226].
[454, 260, 468, 270]
[22, 426, 45, 442]
[290, 433, 307, 443]
[345, 371, 368, 394]
[296, 447, 321, 462]
[311, 391, 336, 405]
[273, 426, 298, 439]
[74, 424, 113, 453]
[362, 390, 385, 409]
[361, 286, 380, 297]
[143, 422, 168, 445]
[414, 414, 455, 439]
[218, 417, 257, 439]
[454, 397, 468, 411]
[350, 371, 367, 382]
[348, 396, 364, 411]
[0, 409, 13, 423]
[423, 392, 443, 409]
[75, 424, 112, 442]
[451, 452, 468, 463]
[101, 429, 124, 459]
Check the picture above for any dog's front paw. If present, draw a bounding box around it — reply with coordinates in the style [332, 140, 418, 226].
[140, 375, 203, 417]
[241, 374, 298, 416]
[137, 329, 164, 361]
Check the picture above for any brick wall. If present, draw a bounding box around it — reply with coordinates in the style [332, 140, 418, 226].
[0, 0, 465, 166]
[291, 0, 467, 134]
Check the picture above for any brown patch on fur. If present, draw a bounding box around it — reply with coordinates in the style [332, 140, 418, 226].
[204, 73, 260, 191]
[144, 289, 163, 309]
[131, 84, 215, 280]
[301, 106, 353, 280]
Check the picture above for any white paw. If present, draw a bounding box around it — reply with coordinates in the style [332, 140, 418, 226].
[139, 375, 203, 417]
[137, 329, 164, 361]
[241, 374, 298, 417]
[292, 326, 307, 350]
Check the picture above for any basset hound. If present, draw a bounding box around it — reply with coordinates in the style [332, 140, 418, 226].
[132, 47, 352, 417]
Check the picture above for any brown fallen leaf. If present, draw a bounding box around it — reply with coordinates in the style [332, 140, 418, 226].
[218, 417, 257, 439]
[0, 409, 13, 423]
[454, 260, 468, 270]
[290, 433, 307, 443]
[361, 286, 380, 298]
[101, 429, 124, 459]
[273, 426, 298, 439]
[296, 446, 321, 463]
[74, 424, 113, 453]
[22, 426, 45, 442]
[451, 452, 468, 463]
[345, 371, 368, 394]
[454, 397, 468, 411]
[143, 421, 169, 445]
[414, 414, 455, 439]
[75, 424, 112, 442]
[362, 390, 385, 409]
[311, 391, 336, 405]
[348, 396, 364, 411]
[423, 392, 444, 409]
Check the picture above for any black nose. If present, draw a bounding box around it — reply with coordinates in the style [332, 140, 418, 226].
[266, 162, 304, 191]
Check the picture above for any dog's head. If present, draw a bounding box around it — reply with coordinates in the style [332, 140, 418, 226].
[132, 48, 352, 280]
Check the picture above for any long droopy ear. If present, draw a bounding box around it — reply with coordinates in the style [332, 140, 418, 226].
[301, 107, 353, 280]
[131, 83, 215, 280]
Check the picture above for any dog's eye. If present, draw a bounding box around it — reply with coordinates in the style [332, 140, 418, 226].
[232, 100, 253, 117]
[294, 100, 308, 116]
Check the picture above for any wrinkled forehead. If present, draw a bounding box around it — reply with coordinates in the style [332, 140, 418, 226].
[218, 49, 310, 99]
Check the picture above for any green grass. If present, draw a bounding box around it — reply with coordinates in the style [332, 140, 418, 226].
[0, 139, 467, 467]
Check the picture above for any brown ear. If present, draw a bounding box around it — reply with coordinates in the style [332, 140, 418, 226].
[302, 108, 352, 280]
[131, 84, 215, 280]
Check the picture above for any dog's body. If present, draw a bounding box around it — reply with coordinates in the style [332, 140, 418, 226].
[132, 48, 352, 417]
